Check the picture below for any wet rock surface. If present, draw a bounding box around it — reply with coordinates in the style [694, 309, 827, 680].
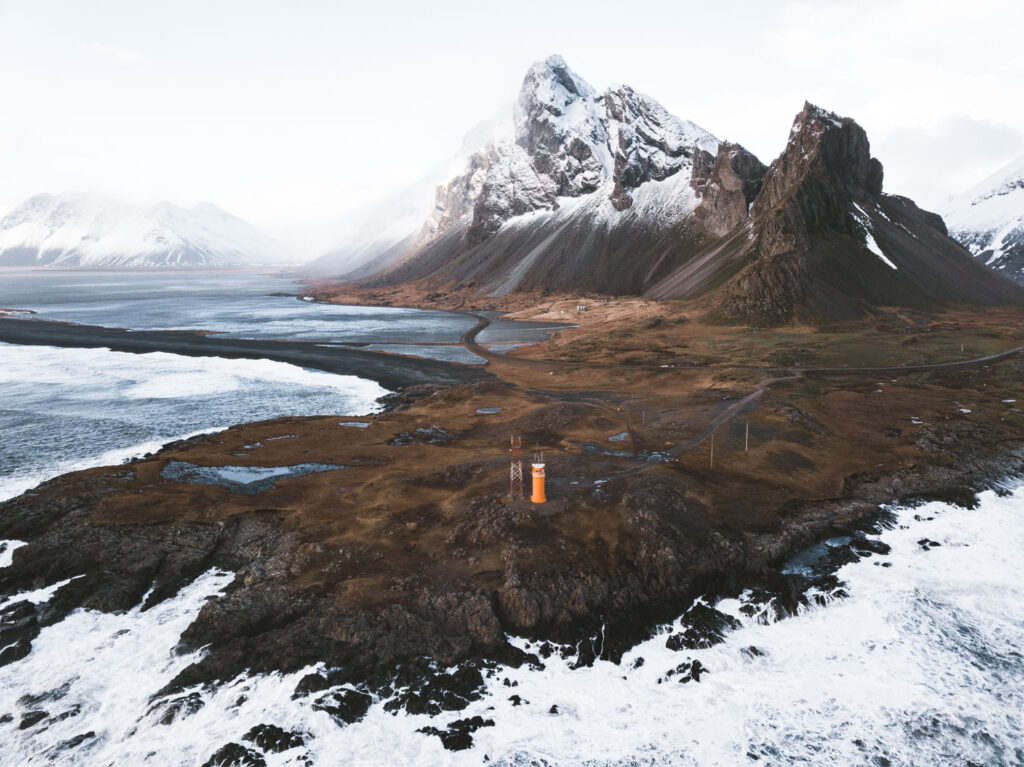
[0, 601, 39, 668]
[242, 723, 306, 752]
[418, 714, 495, 751]
[202, 742, 267, 767]
[151, 691, 205, 725]
[311, 689, 373, 725]
[665, 602, 742, 651]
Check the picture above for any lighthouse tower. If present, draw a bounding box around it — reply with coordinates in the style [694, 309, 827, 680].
[531, 460, 546, 504]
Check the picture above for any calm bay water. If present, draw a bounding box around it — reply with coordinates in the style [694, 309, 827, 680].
[0, 270, 479, 501]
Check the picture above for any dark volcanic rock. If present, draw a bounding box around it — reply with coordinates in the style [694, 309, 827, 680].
[202, 742, 266, 767]
[664, 602, 742, 651]
[717, 102, 882, 323]
[0, 601, 40, 668]
[291, 672, 331, 699]
[692, 142, 767, 236]
[709, 102, 1024, 325]
[19, 710, 48, 729]
[311, 689, 373, 725]
[383, 663, 486, 716]
[152, 691, 205, 725]
[243, 723, 306, 752]
[18, 682, 71, 708]
[53, 731, 96, 752]
[0, 637, 33, 667]
[663, 658, 706, 684]
[418, 715, 495, 751]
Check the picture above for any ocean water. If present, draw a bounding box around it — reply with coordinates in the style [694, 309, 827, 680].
[0, 342, 386, 502]
[0, 271, 512, 501]
[2, 487, 1021, 765]
[0, 270, 477, 343]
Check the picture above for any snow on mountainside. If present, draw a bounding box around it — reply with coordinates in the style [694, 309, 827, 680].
[944, 155, 1024, 283]
[0, 194, 289, 269]
[415, 54, 720, 250]
[308, 55, 721, 280]
[347, 54, 724, 293]
[325, 56, 1022, 322]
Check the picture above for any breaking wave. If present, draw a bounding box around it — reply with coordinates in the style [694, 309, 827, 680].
[0, 343, 388, 502]
[2, 486, 1022, 765]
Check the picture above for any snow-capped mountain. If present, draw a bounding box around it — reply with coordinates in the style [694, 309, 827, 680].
[329, 56, 1022, 322]
[416, 55, 719, 249]
[0, 194, 289, 269]
[348, 54, 723, 295]
[944, 155, 1024, 283]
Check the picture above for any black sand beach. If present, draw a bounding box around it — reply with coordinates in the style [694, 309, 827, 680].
[0, 317, 490, 391]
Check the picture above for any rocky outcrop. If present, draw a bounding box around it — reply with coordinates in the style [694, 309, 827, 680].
[360, 60, 1022, 319]
[514, 57, 610, 199]
[705, 103, 1024, 324]
[691, 142, 767, 236]
[604, 84, 714, 211]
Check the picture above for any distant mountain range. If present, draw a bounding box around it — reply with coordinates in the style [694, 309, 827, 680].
[318, 55, 1022, 324]
[944, 155, 1024, 284]
[0, 194, 288, 269]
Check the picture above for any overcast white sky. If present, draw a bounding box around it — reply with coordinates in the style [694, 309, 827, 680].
[1, 0, 1022, 258]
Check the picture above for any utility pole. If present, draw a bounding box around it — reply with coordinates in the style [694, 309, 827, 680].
[710, 430, 715, 470]
[745, 422, 749, 453]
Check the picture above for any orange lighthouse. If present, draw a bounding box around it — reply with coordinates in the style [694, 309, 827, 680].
[531, 461, 546, 504]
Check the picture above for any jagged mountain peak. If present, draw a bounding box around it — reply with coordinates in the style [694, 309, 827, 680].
[700, 102, 1023, 324]
[518, 54, 598, 107]
[756, 102, 883, 218]
[514, 55, 611, 198]
[344, 64, 1021, 324]
[413, 55, 719, 247]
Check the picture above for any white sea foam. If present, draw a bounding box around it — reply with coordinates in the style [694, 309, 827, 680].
[0, 540, 27, 568]
[1, 488, 1021, 765]
[0, 570, 236, 765]
[0, 427, 222, 503]
[0, 343, 388, 502]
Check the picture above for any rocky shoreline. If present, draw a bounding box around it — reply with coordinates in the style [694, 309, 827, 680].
[2, 394, 1021, 707]
[2, 295, 1023, 756]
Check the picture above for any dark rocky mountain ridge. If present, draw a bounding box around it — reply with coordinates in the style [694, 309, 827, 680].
[336, 59, 1023, 323]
